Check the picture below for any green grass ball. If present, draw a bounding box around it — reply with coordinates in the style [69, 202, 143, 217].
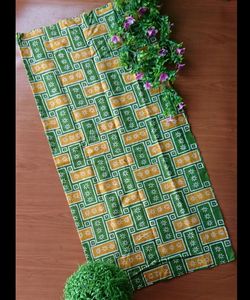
[64, 261, 133, 300]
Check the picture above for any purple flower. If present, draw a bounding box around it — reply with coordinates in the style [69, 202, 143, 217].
[111, 35, 121, 44]
[159, 48, 168, 57]
[144, 82, 152, 90]
[166, 115, 174, 123]
[178, 102, 186, 110]
[147, 27, 158, 37]
[135, 72, 144, 80]
[126, 16, 135, 25]
[124, 16, 135, 30]
[159, 73, 169, 82]
[138, 7, 148, 16]
[176, 48, 186, 55]
[124, 22, 130, 30]
[177, 63, 186, 70]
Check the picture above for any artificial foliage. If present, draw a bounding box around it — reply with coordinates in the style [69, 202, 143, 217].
[64, 261, 133, 300]
[110, 0, 186, 118]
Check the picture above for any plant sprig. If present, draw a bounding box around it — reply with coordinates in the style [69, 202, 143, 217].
[109, 0, 186, 118]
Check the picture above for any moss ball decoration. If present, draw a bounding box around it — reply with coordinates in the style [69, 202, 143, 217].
[63, 261, 134, 300]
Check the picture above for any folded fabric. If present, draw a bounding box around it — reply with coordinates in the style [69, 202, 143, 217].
[16, 0, 235, 294]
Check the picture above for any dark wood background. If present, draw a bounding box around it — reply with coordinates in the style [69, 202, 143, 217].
[16, 1, 237, 299]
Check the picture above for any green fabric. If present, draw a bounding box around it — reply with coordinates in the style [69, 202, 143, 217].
[16, 1, 235, 291]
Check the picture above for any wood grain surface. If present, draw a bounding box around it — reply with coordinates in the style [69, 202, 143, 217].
[16, 1, 237, 299]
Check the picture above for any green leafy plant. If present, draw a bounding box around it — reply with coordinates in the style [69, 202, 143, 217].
[63, 261, 133, 300]
[110, 0, 186, 118]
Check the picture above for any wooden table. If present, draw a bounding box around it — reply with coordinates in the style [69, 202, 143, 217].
[16, 1, 237, 299]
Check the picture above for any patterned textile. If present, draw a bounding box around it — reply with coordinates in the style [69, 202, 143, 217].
[16, 1, 235, 290]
